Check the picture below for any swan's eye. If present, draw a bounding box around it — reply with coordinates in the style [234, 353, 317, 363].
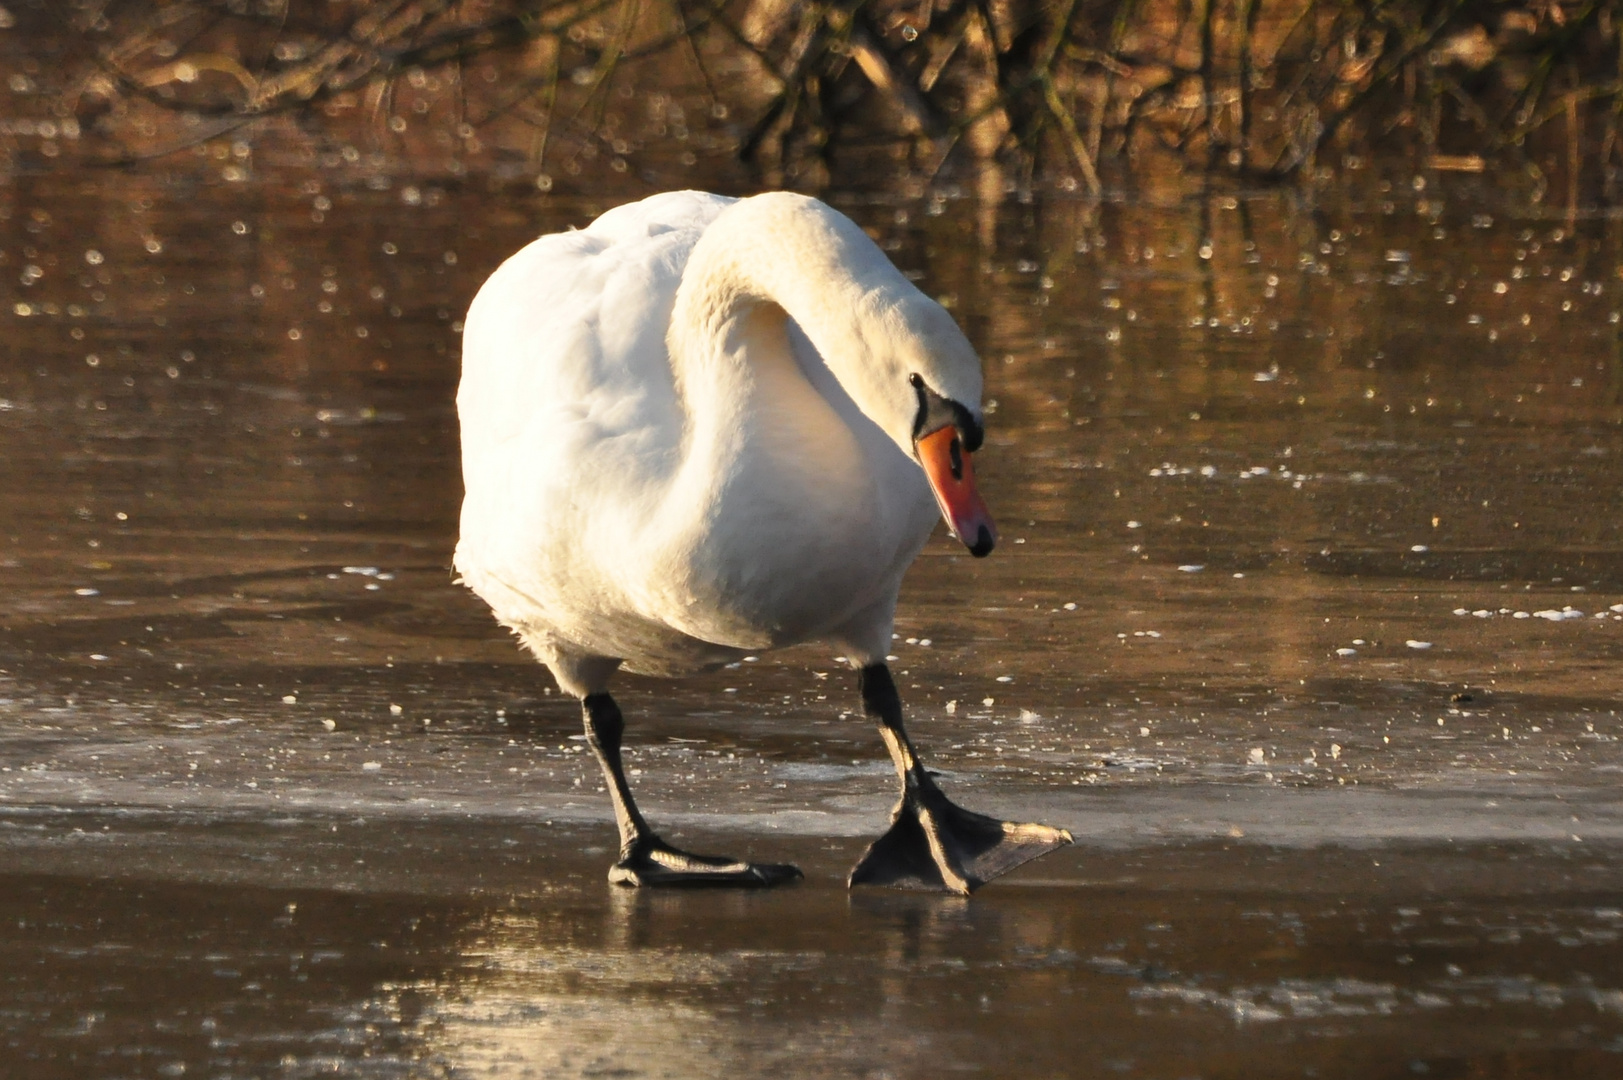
[910, 374, 983, 453]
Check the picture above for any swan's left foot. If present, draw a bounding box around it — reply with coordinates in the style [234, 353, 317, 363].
[848, 783, 1071, 894]
[610, 835, 802, 888]
[849, 662, 1072, 895]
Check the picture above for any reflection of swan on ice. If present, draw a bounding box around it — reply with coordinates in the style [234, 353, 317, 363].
[455, 190, 1070, 893]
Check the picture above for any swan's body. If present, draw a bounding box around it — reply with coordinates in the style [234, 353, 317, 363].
[456, 192, 944, 689]
[456, 191, 1067, 892]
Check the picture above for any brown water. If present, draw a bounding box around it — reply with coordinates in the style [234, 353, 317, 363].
[3, 172, 1623, 1077]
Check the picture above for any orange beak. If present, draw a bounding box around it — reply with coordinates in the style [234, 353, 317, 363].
[916, 424, 996, 557]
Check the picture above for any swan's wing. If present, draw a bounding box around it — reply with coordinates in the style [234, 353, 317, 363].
[454, 191, 736, 627]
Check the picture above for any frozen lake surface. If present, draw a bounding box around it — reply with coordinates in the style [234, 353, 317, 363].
[3, 174, 1623, 1075]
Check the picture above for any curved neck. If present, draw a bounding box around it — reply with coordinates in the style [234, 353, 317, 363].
[659, 193, 986, 516]
[667, 194, 908, 422]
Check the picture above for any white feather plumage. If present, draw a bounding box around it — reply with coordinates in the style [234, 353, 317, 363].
[455, 190, 984, 697]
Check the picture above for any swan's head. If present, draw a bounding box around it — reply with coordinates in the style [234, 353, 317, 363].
[855, 295, 997, 558]
[909, 372, 996, 558]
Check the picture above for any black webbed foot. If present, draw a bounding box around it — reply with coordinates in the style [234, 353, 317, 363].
[849, 663, 1072, 895]
[581, 692, 801, 888]
[609, 835, 802, 888]
[848, 782, 1072, 895]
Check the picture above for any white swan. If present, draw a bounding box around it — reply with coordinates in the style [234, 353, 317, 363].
[456, 190, 1070, 893]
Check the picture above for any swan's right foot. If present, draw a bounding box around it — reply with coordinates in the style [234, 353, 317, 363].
[582, 692, 796, 887]
[608, 835, 802, 888]
[584, 695, 798, 889]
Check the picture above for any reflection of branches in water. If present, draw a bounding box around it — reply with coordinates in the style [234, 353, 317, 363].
[15, 1, 1623, 196]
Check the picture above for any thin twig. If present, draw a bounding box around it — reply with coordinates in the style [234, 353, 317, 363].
[1042, 71, 1100, 195]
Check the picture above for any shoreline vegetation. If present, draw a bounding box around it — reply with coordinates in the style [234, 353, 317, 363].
[2, 2, 1622, 205]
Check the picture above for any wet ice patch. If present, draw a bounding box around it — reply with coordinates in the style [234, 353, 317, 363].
[1534, 607, 1585, 621]
[1099, 754, 1162, 772]
[1131, 976, 1403, 1024]
[772, 762, 891, 782]
[1086, 955, 1139, 976]
[313, 406, 402, 425]
[1460, 603, 1584, 621]
[1434, 974, 1623, 1015]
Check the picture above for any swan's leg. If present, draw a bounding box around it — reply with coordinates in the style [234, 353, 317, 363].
[582, 693, 802, 888]
[847, 664, 1072, 895]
